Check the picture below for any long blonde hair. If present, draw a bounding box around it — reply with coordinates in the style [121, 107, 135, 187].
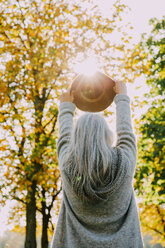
[65, 113, 114, 202]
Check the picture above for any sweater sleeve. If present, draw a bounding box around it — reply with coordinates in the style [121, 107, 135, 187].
[57, 102, 76, 170]
[114, 94, 137, 175]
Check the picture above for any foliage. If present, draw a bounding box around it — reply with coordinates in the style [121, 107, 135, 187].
[0, 0, 131, 247]
[130, 17, 165, 245]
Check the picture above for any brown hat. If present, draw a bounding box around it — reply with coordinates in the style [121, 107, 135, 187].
[70, 71, 116, 112]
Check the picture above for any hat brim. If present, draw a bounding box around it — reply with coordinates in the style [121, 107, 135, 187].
[71, 71, 116, 112]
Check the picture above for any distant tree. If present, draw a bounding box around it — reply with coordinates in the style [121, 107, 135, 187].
[0, 0, 132, 247]
[128, 17, 165, 245]
[0, 231, 24, 248]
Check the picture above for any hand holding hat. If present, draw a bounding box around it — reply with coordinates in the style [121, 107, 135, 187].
[59, 75, 127, 111]
[60, 88, 75, 103]
[113, 80, 127, 95]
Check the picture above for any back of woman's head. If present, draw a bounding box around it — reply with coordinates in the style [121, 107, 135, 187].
[72, 113, 113, 164]
[65, 113, 114, 202]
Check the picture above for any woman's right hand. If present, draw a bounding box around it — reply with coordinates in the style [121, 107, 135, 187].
[113, 80, 127, 95]
[60, 88, 74, 103]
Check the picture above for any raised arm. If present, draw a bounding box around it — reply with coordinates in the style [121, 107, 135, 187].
[113, 81, 137, 175]
[57, 89, 76, 170]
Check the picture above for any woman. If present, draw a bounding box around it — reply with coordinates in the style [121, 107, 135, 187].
[51, 81, 144, 248]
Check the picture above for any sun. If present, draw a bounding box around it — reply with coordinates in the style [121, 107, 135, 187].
[74, 57, 98, 76]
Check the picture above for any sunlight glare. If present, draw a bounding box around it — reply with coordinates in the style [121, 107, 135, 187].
[74, 57, 98, 76]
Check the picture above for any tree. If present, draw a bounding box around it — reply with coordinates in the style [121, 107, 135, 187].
[128, 17, 165, 245]
[0, 0, 131, 247]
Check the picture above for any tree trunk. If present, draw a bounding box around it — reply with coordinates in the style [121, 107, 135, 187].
[25, 181, 37, 248]
[41, 188, 50, 248]
[41, 212, 49, 248]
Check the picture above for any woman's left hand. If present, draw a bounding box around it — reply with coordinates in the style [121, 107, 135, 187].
[60, 88, 74, 103]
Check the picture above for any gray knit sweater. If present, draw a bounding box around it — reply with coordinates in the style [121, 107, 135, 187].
[51, 94, 144, 248]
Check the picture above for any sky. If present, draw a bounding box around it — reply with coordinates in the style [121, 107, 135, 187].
[97, 0, 164, 37]
[0, 0, 164, 238]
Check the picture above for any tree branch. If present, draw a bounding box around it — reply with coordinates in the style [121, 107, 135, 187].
[45, 69, 62, 101]
[47, 182, 62, 213]
[14, 196, 26, 205]
[49, 115, 57, 136]
[49, 218, 54, 232]
[143, 223, 163, 236]
[18, 34, 29, 51]
[43, 113, 57, 129]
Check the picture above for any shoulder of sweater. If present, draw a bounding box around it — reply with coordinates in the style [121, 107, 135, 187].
[114, 94, 130, 104]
